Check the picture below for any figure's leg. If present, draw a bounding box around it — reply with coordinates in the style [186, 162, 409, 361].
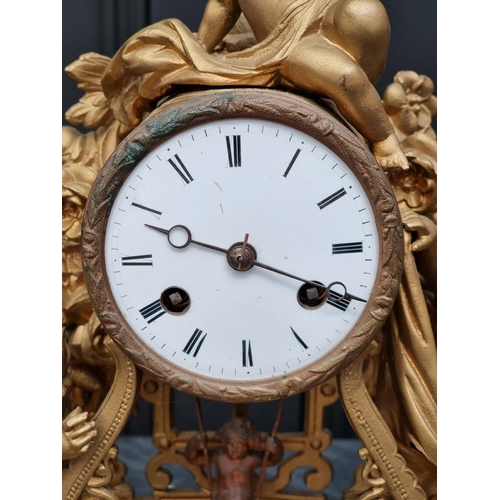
[321, 0, 390, 85]
[281, 35, 408, 169]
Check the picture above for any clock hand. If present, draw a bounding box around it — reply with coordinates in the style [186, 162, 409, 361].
[145, 224, 229, 254]
[237, 233, 250, 271]
[251, 261, 367, 303]
[145, 224, 367, 303]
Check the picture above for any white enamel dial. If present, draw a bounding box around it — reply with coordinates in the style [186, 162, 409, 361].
[103, 117, 379, 382]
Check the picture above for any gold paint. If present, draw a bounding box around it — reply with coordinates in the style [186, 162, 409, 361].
[340, 72, 437, 499]
[63, 3, 436, 498]
[62, 337, 139, 500]
[66, 0, 407, 169]
[137, 374, 340, 499]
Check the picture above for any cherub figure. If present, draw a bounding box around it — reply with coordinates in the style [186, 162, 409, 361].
[185, 417, 284, 500]
[99, 0, 408, 169]
[199, 0, 407, 169]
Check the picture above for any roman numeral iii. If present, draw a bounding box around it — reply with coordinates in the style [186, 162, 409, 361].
[332, 242, 363, 254]
[183, 329, 207, 357]
[327, 290, 352, 311]
[226, 135, 242, 167]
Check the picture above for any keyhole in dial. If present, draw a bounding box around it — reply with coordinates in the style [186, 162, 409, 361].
[161, 286, 191, 315]
[297, 281, 328, 309]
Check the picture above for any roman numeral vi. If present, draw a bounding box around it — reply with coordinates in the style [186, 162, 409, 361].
[242, 340, 253, 367]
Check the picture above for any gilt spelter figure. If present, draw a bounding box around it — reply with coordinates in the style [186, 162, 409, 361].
[101, 0, 408, 169]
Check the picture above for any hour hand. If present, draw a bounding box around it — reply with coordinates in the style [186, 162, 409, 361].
[145, 224, 228, 254]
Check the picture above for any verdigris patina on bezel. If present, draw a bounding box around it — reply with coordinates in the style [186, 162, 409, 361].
[82, 88, 403, 403]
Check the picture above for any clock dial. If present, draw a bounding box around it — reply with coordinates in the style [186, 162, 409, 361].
[83, 89, 402, 402]
[104, 117, 378, 381]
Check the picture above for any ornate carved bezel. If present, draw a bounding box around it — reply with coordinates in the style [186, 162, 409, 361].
[81, 88, 403, 403]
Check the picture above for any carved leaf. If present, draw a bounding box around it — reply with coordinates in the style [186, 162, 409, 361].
[65, 92, 114, 129]
[65, 52, 111, 92]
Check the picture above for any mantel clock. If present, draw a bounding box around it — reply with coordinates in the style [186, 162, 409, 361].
[81, 88, 403, 403]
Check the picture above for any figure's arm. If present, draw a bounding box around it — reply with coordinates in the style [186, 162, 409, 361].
[197, 0, 241, 52]
[185, 433, 210, 465]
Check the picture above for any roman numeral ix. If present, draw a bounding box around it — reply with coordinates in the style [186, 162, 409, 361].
[317, 188, 347, 209]
[121, 254, 153, 266]
[332, 242, 363, 254]
[139, 299, 166, 323]
[183, 328, 207, 357]
[226, 135, 242, 167]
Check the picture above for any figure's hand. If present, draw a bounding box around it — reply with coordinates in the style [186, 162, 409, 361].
[62, 406, 97, 460]
[185, 432, 210, 465]
[399, 204, 437, 252]
[265, 436, 284, 464]
[265, 436, 279, 453]
[145, 224, 367, 303]
[188, 432, 206, 449]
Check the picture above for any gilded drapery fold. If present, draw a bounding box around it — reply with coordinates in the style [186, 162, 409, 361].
[101, 0, 330, 126]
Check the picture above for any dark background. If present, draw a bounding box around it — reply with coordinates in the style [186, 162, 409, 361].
[62, 0, 437, 437]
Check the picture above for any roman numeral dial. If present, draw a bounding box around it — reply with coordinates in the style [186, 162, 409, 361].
[168, 154, 194, 184]
[327, 290, 352, 311]
[242, 340, 253, 367]
[226, 135, 242, 167]
[283, 148, 301, 177]
[121, 254, 153, 266]
[101, 113, 383, 388]
[131, 202, 162, 216]
[183, 329, 207, 357]
[332, 242, 363, 254]
[139, 299, 165, 323]
[317, 188, 347, 209]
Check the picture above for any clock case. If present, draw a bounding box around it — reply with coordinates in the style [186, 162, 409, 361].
[82, 88, 403, 403]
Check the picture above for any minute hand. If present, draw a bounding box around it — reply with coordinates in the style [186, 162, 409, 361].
[145, 223, 366, 303]
[251, 260, 367, 303]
